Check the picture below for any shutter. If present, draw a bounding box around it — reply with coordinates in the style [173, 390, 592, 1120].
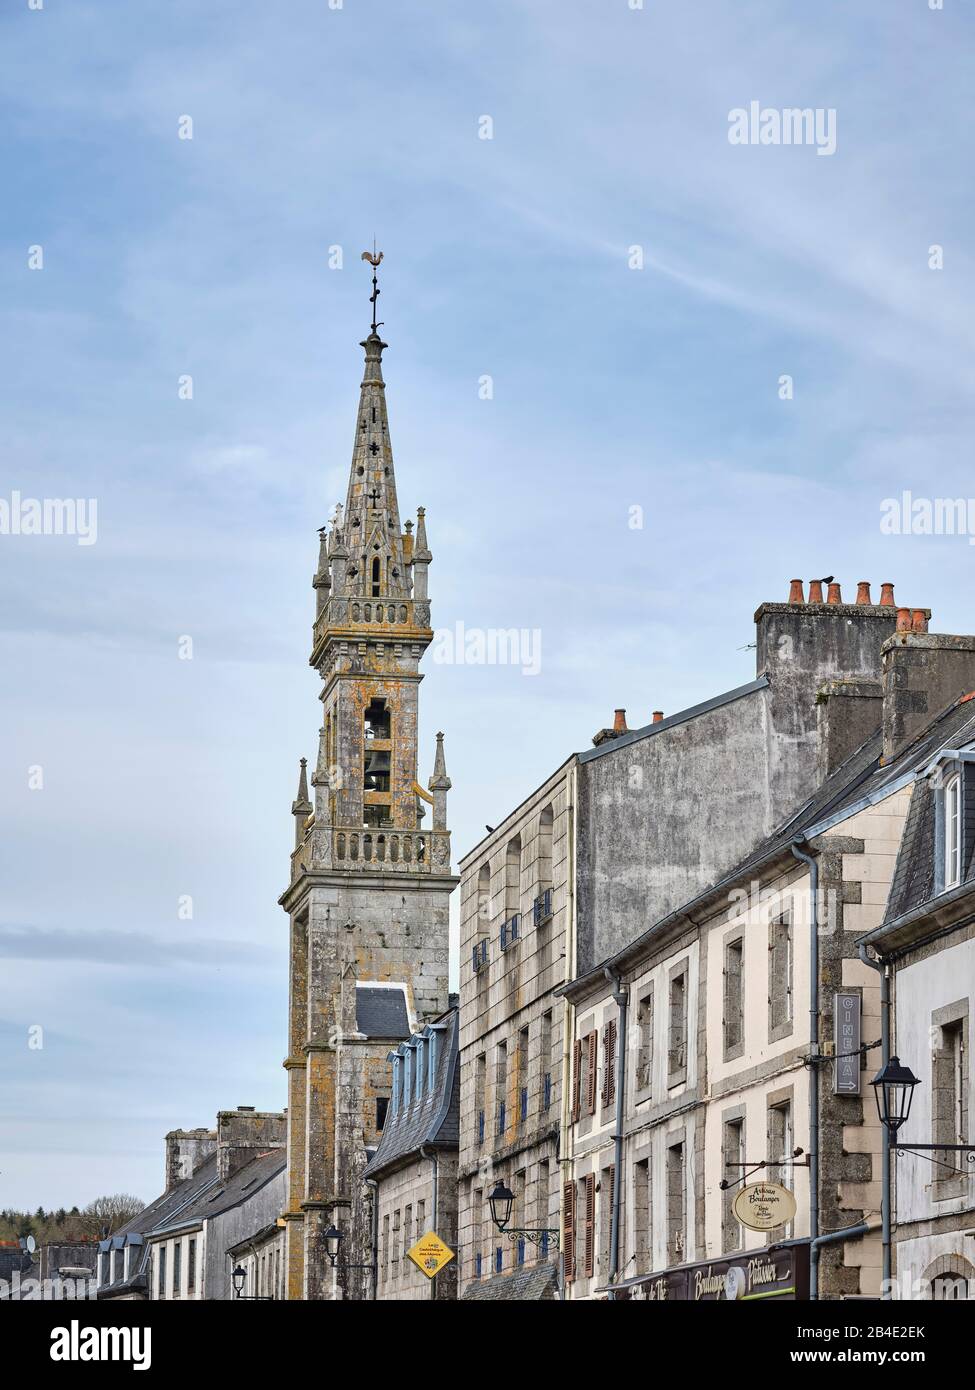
[571, 1039, 582, 1122]
[583, 1173, 596, 1278]
[586, 1032, 598, 1115]
[604, 1019, 617, 1106]
[563, 1181, 576, 1281]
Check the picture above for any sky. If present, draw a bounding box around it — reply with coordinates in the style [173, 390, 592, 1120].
[1, 0, 974, 1209]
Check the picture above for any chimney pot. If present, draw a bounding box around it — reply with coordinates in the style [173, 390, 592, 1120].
[807, 580, 824, 604]
[788, 579, 805, 604]
[652, 711, 664, 723]
[612, 709, 627, 733]
[896, 607, 912, 633]
[879, 582, 895, 607]
[911, 609, 928, 634]
[855, 581, 871, 605]
[826, 582, 842, 605]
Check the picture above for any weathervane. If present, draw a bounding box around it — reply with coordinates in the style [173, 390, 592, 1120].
[361, 242, 384, 333]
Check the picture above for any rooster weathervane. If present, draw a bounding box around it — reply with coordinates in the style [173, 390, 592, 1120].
[361, 244, 384, 333]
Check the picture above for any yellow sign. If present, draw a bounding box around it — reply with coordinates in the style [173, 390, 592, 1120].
[407, 1231, 456, 1279]
[732, 1182, 797, 1232]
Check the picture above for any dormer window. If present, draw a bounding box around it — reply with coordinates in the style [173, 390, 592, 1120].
[945, 772, 962, 889]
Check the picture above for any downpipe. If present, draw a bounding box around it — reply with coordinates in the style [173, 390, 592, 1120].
[791, 840, 821, 1298]
[858, 940, 892, 1297]
[604, 966, 628, 1300]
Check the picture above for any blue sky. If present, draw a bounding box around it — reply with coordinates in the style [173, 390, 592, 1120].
[2, 0, 973, 1208]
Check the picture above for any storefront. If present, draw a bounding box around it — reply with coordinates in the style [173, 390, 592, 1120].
[609, 1245, 809, 1302]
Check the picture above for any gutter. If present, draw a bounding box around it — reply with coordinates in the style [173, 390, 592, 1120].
[364, 1178, 379, 1301]
[857, 941, 891, 1297]
[604, 967, 628, 1300]
[419, 1146, 439, 1303]
[790, 839, 821, 1296]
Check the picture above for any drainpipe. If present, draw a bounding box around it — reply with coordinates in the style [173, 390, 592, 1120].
[420, 1146, 439, 1302]
[791, 840, 820, 1297]
[364, 1178, 379, 1301]
[604, 967, 628, 1299]
[858, 940, 891, 1297]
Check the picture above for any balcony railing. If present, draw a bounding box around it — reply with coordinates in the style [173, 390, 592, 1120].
[500, 914, 521, 951]
[533, 888, 553, 926]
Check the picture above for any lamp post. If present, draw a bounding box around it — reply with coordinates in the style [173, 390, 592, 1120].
[230, 1264, 272, 1301]
[319, 1223, 375, 1277]
[487, 1181, 560, 1252]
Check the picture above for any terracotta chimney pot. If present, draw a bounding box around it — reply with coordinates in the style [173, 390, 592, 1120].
[652, 711, 664, 724]
[826, 582, 842, 605]
[912, 609, 928, 634]
[808, 580, 824, 604]
[896, 607, 912, 633]
[788, 579, 805, 604]
[613, 709, 627, 733]
[879, 582, 895, 607]
[855, 581, 871, 605]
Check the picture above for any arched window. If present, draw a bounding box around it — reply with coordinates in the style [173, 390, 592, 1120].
[505, 836, 522, 920]
[371, 556, 381, 596]
[537, 805, 554, 891]
[476, 863, 491, 936]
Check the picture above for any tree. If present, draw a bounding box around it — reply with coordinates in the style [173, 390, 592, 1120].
[79, 1195, 144, 1237]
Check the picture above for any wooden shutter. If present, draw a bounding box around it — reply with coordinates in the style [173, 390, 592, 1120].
[583, 1173, 596, 1278]
[563, 1181, 576, 1281]
[602, 1019, 617, 1106]
[571, 1038, 582, 1122]
[586, 1031, 598, 1115]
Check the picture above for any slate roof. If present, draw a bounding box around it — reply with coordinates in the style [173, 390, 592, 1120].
[363, 1006, 459, 1180]
[860, 698, 975, 945]
[461, 1262, 559, 1301]
[578, 676, 770, 764]
[151, 1149, 285, 1233]
[356, 983, 411, 1040]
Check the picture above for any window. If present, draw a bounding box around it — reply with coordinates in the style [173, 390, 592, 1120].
[371, 555, 381, 596]
[666, 1141, 685, 1265]
[536, 804, 553, 891]
[100, 1251, 109, 1285]
[541, 1011, 553, 1112]
[376, 1096, 389, 1131]
[769, 912, 793, 1041]
[933, 1005, 969, 1199]
[404, 1205, 413, 1264]
[391, 1209, 401, 1281]
[476, 863, 491, 934]
[391, 1054, 403, 1113]
[496, 1041, 508, 1136]
[563, 1181, 576, 1283]
[945, 773, 962, 889]
[505, 836, 521, 920]
[598, 1165, 615, 1277]
[472, 1185, 483, 1278]
[382, 1214, 390, 1284]
[187, 1237, 196, 1295]
[416, 1199, 425, 1235]
[475, 1053, 486, 1145]
[636, 986, 654, 1094]
[582, 1173, 596, 1278]
[723, 937, 744, 1058]
[517, 1026, 529, 1127]
[721, 1119, 744, 1252]
[157, 1245, 167, 1300]
[536, 1159, 551, 1258]
[767, 1100, 793, 1235]
[632, 1155, 651, 1274]
[172, 1241, 181, 1297]
[668, 966, 688, 1086]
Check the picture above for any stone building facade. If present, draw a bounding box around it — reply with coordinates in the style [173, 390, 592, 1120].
[457, 761, 573, 1299]
[280, 287, 456, 1299]
[364, 1002, 460, 1301]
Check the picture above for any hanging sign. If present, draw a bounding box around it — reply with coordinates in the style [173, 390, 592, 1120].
[732, 1181, 797, 1232]
[834, 991, 862, 1096]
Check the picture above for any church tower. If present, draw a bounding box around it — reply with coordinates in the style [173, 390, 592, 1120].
[280, 256, 456, 1300]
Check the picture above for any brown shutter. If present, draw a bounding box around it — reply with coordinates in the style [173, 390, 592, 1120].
[571, 1039, 582, 1123]
[586, 1031, 598, 1115]
[563, 1181, 576, 1281]
[583, 1173, 596, 1278]
[603, 1019, 617, 1106]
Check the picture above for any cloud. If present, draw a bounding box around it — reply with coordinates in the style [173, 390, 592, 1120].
[0, 927, 274, 969]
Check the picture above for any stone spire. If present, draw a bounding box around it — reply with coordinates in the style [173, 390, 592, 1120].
[428, 731, 451, 830]
[291, 757, 312, 848]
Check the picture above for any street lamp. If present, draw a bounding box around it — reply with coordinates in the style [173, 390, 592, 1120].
[870, 1055, 921, 1137]
[319, 1223, 374, 1272]
[231, 1262, 273, 1300]
[486, 1181, 559, 1251]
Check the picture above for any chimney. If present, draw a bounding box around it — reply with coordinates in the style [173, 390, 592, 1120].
[882, 631, 975, 761]
[216, 1107, 286, 1181]
[592, 708, 629, 747]
[165, 1128, 216, 1191]
[652, 711, 664, 724]
[755, 580, 927, 816]
[816, 679, 882, 778]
